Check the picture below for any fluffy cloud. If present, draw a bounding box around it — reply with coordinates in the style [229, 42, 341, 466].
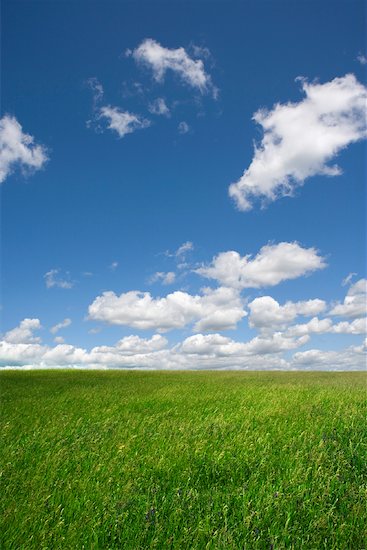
[88, 286, 246, 332]
[229, 74, 367, 210]
[291, 342, 366, 370]
[285, 316, 366, 337]
[44, 269, 74, 289]
[248, 296, 326, 330]
[148, 98, 170, 117]
[99, 106, 150, 138]
[1, 329, 365, 371]
[129, 39, 214, 95]
[50, 318, 72, 334]
[179, 331, 307, 356]
[0, 115, 48, 183]
[329, 279, 366, 318]
[4, 318, 42, 344]
[196, 242, 326, 289]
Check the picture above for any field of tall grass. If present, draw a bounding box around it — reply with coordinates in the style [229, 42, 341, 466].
[1, 370, 366, 549]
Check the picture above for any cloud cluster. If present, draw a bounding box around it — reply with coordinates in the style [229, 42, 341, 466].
[0, 115, 48, 184]
[248, 296, 326, 330]
[229, 74, 367, 210]
[1, 328, 365, 371]
[88, 286, 246, 332]
[196, 242, 326, 289]
[129, 39, 215, 95]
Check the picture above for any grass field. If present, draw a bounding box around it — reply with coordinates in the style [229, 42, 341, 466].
[1, 370, 366, 549]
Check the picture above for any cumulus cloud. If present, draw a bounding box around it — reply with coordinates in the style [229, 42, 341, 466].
[229, 74, 367, 210]
[329, 279, 366, 318]
[248, 296, 326, 330]
[99, 105, 151, 138]
[50, 318, 72, 335]
[1, 328, 365, 371]
[88, 286, 246, 333]
[0, 115, 48, 184]
[196, 242, 326, 289]
[4, 318, 42, 344]
[149, 271, 176, 285]
[44, 269, 74, 289]
[148, 98, 170, 117]
[129, 39, 215, 95]
[291, 343, 366, 370]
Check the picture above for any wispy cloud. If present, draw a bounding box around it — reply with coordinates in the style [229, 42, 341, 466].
[149, 271, 176, 285]
[109, 261, 119, 271]
[44, 269, 74, 289]
[50, 318, 72, 335]
[178, 121, 190, 134]
[148, 98, 170, 117]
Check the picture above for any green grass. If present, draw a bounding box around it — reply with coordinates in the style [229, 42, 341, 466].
[1, 370, 366, 549]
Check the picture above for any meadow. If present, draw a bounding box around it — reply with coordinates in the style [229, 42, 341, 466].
[1, 370, 366, 549]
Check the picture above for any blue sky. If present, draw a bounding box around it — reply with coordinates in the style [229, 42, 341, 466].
[1, 0, 366, 370]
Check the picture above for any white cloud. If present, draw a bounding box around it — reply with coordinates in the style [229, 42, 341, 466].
[196, 242, 326, 289]
[291, 343, 366, 371]
[248, 296, 326, 330]
[129, 39, 215, 95]
[115, 334, 167, 354]
[0, 115, 48, 183]
[44, 269, 74, 289]
[176, 241, 193, 257]
[50, 318, 72, 335]
[4, 318, 42, 344]
[148, 98, 170, 117]
[54, 336, 65, 344]
[99, 106, 150, 138]
[329, 278, 366, 318]
[178, 121, 190, 134]
[178, 331, 307, 356]
[357, 54, 367, 65]
[150, 271, 176, 285]
[1, 329, 365, 371]
[87, 77, 104, 106]
[229, 74, 367, 210]
[88, 286, 246, 332]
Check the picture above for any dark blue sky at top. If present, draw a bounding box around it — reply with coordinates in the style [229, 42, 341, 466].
[1, 0, 366, 349]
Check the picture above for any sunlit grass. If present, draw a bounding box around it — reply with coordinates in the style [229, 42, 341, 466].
[1, 370, 366, 549]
